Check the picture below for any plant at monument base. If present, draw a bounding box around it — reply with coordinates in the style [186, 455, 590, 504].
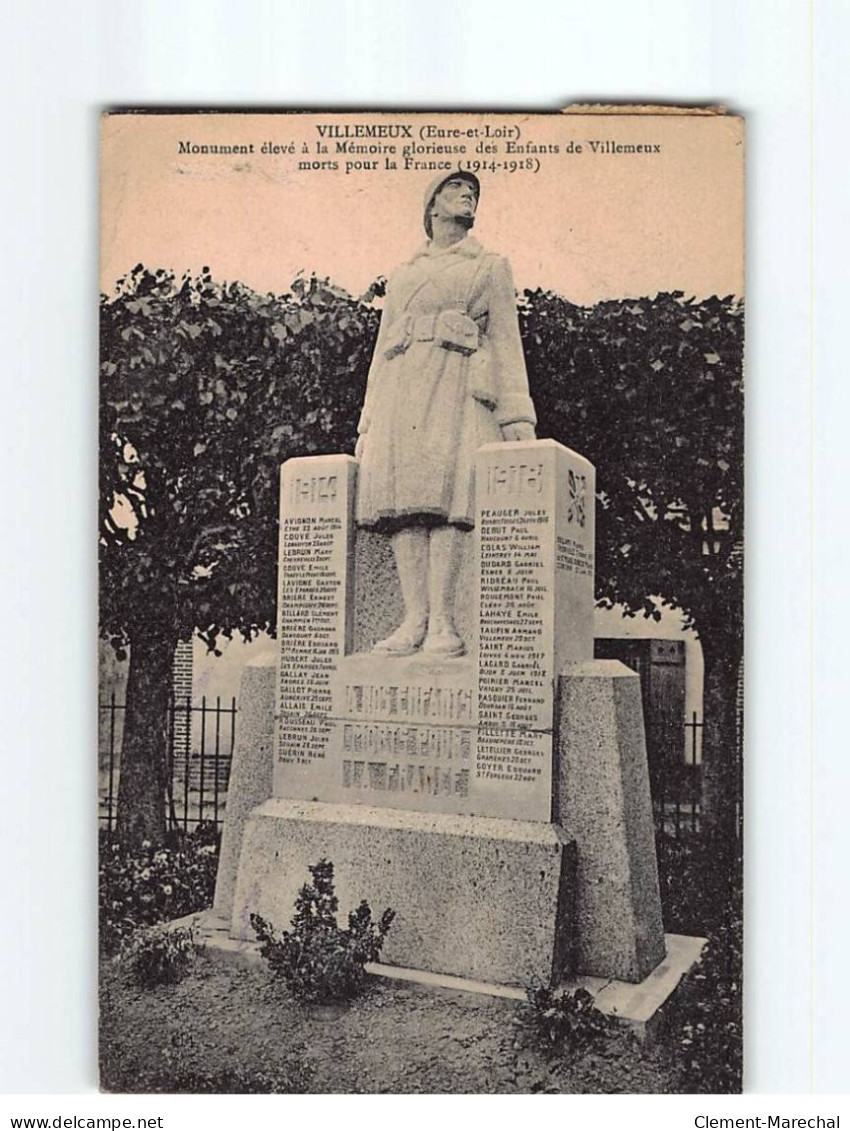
[120, 923, 201, 989]
[512, 982, 616, 1058]
[250, 859, 395, 1005]
[99, 825, 220, 955]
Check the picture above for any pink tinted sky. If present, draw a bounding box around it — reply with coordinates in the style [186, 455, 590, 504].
[101, 112, 743, 305]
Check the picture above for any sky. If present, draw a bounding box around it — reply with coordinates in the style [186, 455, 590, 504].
[101, 111, 744, 306]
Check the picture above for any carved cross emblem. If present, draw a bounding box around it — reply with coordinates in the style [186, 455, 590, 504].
[568, 469, 587, 527]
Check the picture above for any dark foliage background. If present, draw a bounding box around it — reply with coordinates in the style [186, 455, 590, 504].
[656, 833, 743, 1092]
[99, 823, 220, 955]
[99, 267, 742, 847]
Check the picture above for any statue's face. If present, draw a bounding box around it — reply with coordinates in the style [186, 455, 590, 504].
[431, 178, 478, 226]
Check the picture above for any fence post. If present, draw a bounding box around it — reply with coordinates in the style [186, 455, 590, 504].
[182, 694, 191, 835]
[213, 695, 222, 826]
[165, 693, 178, 832]
[106, 692, 117, 838]
[198, 696, 207, 831]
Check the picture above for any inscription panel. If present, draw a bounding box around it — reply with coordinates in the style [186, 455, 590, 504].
[321, 653, 479, 817]
[476, 727, 548, 785]
[341, 681, 474, 725]
[474, 440, 595, 821]
[273, 456, 356, 797]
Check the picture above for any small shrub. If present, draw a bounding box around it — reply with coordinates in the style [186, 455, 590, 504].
[656, 831, 743, 1092]
[251, 859, 395, 1005]
[121, 923, 200, 989]
[664, 903, 743, 1093]
[99, 825, 220, 955]
[513, 983, 615, 1057]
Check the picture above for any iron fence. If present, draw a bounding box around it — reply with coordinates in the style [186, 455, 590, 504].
[652, 711, 703, 838]
[99, 694, 237, 836]
[100, 694, 710, 840]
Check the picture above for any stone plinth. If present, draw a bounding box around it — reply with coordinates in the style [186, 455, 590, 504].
[273, 442, 596, 827]
[554, 660, 666, 983]
[475, 440, 595, 821]
[220, 442, 670, 990]
[213, 654, 276, 920]
[231, 797, 575, 987]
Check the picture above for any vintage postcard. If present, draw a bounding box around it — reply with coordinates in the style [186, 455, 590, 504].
[99, 108, 744, 1094]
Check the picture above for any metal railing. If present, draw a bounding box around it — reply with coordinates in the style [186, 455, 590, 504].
[98, 694, 237, 835]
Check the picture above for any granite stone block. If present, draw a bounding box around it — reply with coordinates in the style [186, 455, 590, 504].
[474, 440, 596, 821]
[213, 654, 276, 920]
[554, 659, 666, 982]
[231, 797, 576, 987]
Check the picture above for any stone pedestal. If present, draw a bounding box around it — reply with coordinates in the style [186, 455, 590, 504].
[223, 440, 667, 988]
[270, 442, 595, 825]
[475, 439, 595, 820]
[231, 798, 575, 987]
[555, 660, 666, 982]
[213, 654, 276, 921]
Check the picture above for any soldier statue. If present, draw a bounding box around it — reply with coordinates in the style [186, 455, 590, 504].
[355, 171, 537, 657]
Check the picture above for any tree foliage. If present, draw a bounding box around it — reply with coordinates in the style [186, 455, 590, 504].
[100, 267, 379, 842]
[101, 267, 743, 843]
[100, 265, 378, 658]
[521, 289, 743, 638]
[519, 290, 744, 837]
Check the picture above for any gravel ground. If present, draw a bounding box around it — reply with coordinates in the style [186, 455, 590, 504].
[100, 955, 684, 1095]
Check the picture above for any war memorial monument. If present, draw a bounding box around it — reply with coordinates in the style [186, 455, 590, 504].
[209, 171, 703, 1025]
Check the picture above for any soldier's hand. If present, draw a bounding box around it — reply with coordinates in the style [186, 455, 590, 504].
[501, 422, 536, 443]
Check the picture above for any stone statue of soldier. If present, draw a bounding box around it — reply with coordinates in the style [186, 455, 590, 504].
[355, 171, 537, 657]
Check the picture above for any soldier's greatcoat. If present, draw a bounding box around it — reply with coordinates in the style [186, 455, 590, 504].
[356, 235, 536, 531]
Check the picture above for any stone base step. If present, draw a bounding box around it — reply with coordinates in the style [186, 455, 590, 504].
[176, 909, 704, 1045]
